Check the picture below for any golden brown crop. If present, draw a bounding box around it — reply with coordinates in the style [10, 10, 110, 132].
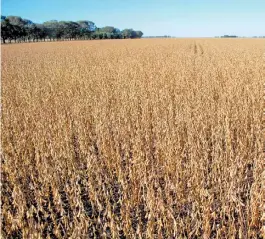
[1, 39, 265, 238]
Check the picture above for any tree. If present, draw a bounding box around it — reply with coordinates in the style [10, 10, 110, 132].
[77, 21, 96, 39]
[23, 19, 34, 25]
[36, 24, 48, 41]
[1, 18, 13, 43]
[99, 26, 116, 34]
[121, 29, 137, 39]
[43, 20, 64, 40]
[77, 21, 96, 31]
[135, 31, 143, 38]
[24, 24, 46, 41]
[12, 24, 24, 42]
[120, 29, 144, 39]
[97, 26, 122, 39]
[5, 16, 25, 27]
[58, 21, 79, 40]
[4, 16, 26, 42]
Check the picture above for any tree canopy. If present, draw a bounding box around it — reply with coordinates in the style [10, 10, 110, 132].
[1, 15, 144, 43]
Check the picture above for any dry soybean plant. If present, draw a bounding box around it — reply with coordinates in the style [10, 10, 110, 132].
[1, 39, 265, 238]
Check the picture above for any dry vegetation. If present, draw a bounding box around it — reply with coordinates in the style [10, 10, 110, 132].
[1, 39, 265, 238]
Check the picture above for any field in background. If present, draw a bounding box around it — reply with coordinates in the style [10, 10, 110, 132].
[2, 39, 264, 238]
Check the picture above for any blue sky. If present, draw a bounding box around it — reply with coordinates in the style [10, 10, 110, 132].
[1, 0, 265, 37]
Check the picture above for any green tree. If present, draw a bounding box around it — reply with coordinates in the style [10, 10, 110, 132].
[5, 16, 25, 27]
[43, 20, 63, 40]
[36, 24, 48, 41]
[135, 31, 143, 38]
[59, 21, 80, 40]
[5, 16, 26, 42]
[99, 26, 115, 34]
[1, 18, 13, 43]
[121, 29, 137, 39]
[98, 26, 122, 39]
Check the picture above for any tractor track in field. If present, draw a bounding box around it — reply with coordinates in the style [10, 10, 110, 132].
[192, 43, 204, 56]
[198, 44, 204, 55]
[194, 43, 198, 54]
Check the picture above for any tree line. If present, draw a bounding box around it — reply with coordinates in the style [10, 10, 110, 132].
[1, 15, 144, 43]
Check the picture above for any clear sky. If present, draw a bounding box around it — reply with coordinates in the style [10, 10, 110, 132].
[1, 0, 265, 37]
